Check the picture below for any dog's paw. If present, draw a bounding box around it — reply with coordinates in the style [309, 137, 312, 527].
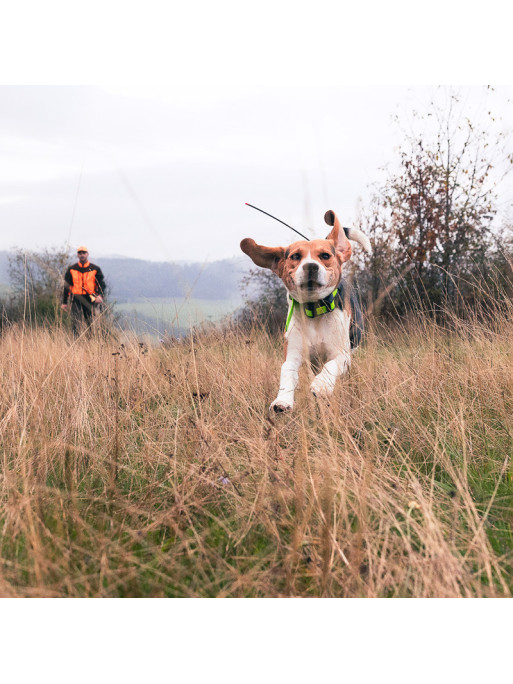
[270, 399, 293, 413]
[310, 376, 335, 399]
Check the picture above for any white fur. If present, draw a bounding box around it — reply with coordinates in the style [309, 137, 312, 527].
[346, 227, 371, 254]
[270, 303, 352, 412]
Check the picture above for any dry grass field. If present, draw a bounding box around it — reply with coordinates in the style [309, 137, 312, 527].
[0, 305, 512, 597]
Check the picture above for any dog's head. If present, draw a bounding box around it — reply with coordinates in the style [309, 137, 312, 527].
[240, 210, 352, 303]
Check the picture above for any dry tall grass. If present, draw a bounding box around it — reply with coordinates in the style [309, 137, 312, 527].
[0, 307, 512, 597]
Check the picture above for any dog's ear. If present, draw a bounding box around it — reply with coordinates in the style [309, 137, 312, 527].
[324, 210, 352, 264]
[240, 238, 286, 275]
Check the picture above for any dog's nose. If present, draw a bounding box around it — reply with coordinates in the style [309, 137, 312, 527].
[303, 262, 319, 278]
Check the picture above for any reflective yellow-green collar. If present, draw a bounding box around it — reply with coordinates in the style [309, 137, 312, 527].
[286, 288, 338, 331]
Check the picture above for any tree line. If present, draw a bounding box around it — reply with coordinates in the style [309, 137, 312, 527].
[239, 91, 513, 330]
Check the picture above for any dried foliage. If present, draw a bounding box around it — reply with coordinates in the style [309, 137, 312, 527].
[236, 266, 289, 333]
[0, 301, 512, 597]
[7, 246, 73, 322]
[357, 90, 513, 317]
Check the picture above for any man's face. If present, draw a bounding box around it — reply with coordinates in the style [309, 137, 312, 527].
[77, 250, 88, 264]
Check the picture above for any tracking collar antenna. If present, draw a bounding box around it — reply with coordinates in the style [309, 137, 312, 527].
[245, 203, 311, 242]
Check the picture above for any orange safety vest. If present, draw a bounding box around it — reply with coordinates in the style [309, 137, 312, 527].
[63, 261, 105, 303]
[70, 263, 97, 295]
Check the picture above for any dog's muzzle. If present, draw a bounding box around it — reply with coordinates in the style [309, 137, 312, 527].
[299, 262, 324, 290]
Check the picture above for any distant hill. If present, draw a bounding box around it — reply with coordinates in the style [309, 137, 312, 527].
[0, 251, 250, 303]
[100, 256, 248, 302]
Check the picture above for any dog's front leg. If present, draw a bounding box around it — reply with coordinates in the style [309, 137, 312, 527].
[310, 351, 351, 399]
[270, 332, 303, 413]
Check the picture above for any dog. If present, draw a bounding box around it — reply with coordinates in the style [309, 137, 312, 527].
[240, 210, 371, 412]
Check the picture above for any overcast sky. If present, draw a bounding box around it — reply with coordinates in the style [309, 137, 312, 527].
[1, 85, 512, 263]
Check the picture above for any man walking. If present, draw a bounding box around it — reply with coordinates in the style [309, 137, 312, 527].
[62, 246, 106, 335]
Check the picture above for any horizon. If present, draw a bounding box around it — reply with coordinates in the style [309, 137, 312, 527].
[0, 246, 245, 265]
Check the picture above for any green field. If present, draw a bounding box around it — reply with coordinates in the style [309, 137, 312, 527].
[115, 297, 242, 332]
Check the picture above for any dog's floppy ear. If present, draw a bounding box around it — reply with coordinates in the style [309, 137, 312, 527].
[240, 238, 285, 275]
[324, 210, 352, 263]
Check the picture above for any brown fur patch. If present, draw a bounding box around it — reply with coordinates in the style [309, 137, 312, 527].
[240, 238, 285, 275]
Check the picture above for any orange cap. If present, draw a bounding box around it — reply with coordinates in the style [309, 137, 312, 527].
[77, 245, 88, 252]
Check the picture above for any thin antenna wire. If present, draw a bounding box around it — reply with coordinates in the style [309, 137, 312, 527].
[245, 203, 311, 241]
[66, 162, 84, 250]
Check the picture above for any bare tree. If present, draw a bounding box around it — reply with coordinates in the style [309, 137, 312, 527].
[359, 89, 513, 316]
[8, 245, 72, 321]
[236, 267, 288, 333]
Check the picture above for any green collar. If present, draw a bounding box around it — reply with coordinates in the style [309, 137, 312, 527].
[285, 288, 339, 331]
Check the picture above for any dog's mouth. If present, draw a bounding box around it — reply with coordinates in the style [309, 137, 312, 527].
[301, 279, 321, 290]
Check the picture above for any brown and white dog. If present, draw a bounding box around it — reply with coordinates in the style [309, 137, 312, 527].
[241, 210, 371, 412]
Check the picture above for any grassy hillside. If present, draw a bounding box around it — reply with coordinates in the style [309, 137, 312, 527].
[115, 296, 241, 336]
[0, 309, 512, 597]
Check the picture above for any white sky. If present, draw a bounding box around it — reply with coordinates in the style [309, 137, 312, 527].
[0, 3, 512, 263]
[1, 85, 511, 263]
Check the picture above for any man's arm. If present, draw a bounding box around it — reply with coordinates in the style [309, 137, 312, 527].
[95, 266, 106, 297]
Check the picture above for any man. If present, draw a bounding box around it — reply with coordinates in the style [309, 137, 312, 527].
[62, 246, 106, 335]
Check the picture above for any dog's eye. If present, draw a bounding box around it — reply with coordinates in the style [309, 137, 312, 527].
[319, 253, 331, 260]
[290, 253, 301, 261]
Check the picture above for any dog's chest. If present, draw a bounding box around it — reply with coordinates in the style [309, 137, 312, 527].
[288, 308, 351, 357]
